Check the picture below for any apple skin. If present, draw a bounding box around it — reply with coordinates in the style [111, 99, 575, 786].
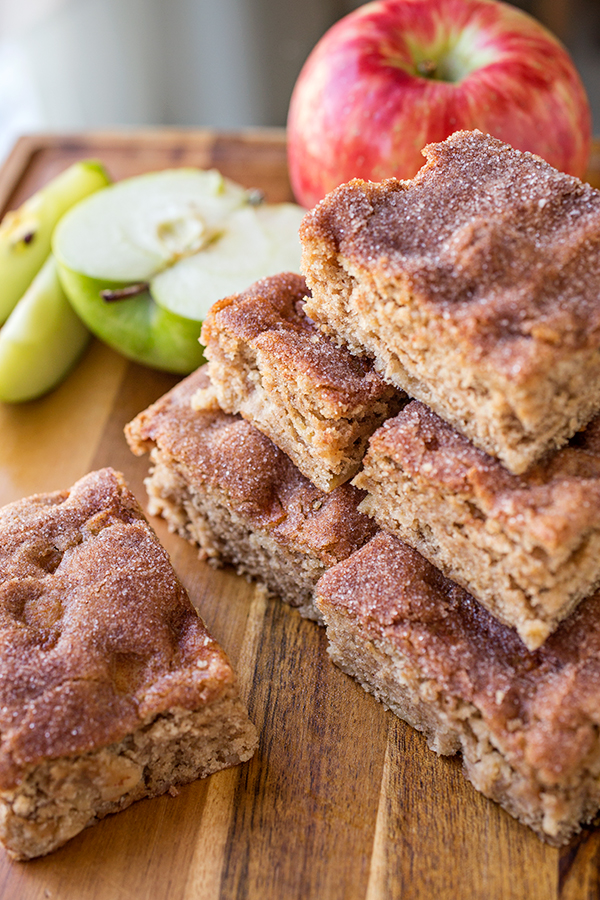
[0, 255, 90, 403]
[57, 265, 205, 374]
[287, 0, 592, 209]
[0, 160, 110, 325]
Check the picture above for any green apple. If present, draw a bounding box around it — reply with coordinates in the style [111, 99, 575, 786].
[53, 168, 306, 373]
[0, 160, 110, 325]
[0, 255, 90, 403]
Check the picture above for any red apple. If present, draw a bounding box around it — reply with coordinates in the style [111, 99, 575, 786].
[287, 0, 592, 209]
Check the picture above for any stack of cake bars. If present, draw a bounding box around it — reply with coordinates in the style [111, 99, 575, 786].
[127, 130, 600, 846]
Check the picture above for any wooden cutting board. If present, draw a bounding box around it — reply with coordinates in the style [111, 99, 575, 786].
[0, 130, 599, 900]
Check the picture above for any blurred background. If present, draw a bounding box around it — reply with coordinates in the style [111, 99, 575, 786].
[0, 0, 598, 162]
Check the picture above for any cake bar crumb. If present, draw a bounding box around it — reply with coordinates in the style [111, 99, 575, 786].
[354, 400, 600, 649]
[201, 272, 403, 492]
[0, 468, 257, 860]
[315, 531, 600, 846]
[125, 367, 378, 621]
[301, 130, 600, 473]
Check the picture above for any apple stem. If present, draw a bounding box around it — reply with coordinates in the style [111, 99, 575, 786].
[416, 59, 437, 79]
[247, 189, 265, 206]
[100, 282, 149, 302]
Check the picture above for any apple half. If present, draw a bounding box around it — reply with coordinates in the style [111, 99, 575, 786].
[53, 169, 306, 373]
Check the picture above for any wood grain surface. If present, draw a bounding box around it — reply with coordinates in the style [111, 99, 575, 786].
[0, 130, 599, 900]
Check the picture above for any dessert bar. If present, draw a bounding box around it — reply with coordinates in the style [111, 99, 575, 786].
[125, 367, 378, 621]
[201, 273, 402, 492]
[301, 130, 600, 474]
[0, 468, 257, 860]
[315, 531, 600, 846]
[354, 400, 600, 649]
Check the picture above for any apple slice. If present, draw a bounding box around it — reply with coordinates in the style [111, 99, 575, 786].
[0, 255, 90, 403]
[53, 168, 306, 373]
[0, 160, 110, 325]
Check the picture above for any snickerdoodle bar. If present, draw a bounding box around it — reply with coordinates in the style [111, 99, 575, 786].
[125, 367, 378, 620]
[200, 273, 402, 492]
[316, 531, 600, 846]
[301, 130, 600, 474]
[354, 401, 600, 650]
[0, 468, 257, 860]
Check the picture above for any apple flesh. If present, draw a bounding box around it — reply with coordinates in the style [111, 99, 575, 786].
[151, 202, 307, 319]
[0, 160, 110, 324]
[0, 255, 90, 403]
[53, 168, 306, 373]
[287, 0, 592, 208]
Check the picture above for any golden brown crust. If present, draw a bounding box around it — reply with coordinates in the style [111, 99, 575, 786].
[125, 368, 378, 566]
[301, 130, 600, 377]
[0, 468, 235, 791]
[315, 532, 600, 789]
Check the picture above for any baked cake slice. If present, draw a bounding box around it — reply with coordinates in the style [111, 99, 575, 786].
[0, 468, 257, 860]
[315, 531, 600, 846]
[125, 367, 378, 621]
[200, 272, 402, 492]
[354, 401, 600, 650]
[301, 129, 600, 474]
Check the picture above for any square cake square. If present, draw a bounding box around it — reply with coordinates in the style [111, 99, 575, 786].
[315, 531, 600, 846]
[200, 273, 402, 492]
[354, 400, 600, 649]
[301, 130, 600, 474]
[0, 468, 257, 860]
[125, 367, 378, 621]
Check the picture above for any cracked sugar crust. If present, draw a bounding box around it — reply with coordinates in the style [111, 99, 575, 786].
[354, 401, 600, 649]
[0, 468, 252, 794]
[125, 367, 378, 572]
[200, 272, 403, 492]
[315, 532, 600, 845]
[301, 129, 600, 473]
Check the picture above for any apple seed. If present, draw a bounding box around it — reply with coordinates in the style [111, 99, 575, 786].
[101, 282, 150, 302]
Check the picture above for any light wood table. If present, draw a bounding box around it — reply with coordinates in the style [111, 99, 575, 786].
[0, 129, 599, 900]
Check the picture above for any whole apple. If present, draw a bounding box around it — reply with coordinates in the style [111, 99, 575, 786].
[287, 0, 592, 208]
